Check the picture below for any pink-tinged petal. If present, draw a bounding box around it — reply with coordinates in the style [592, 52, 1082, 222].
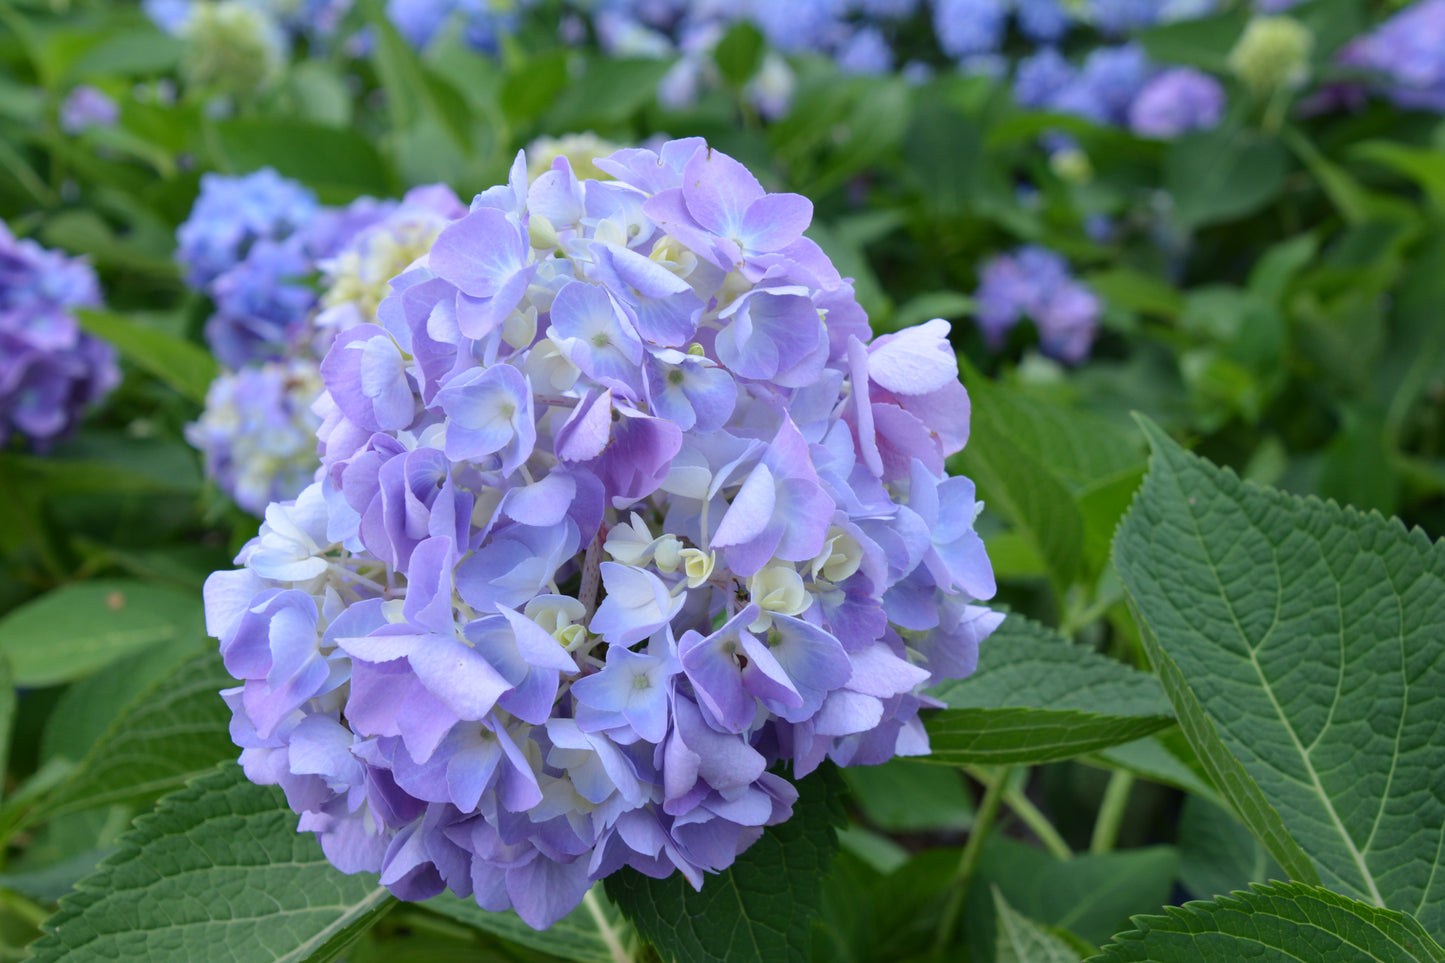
[867, 319, 957, 395]
[872, 401, 942, 481]
[681, 145, 764, 238]
[711, 462, 776, 548]
[896, 380, 971, 456]
[641, 189, 729, 270]
[496, 605, 578, 673]
[428, 208, 528, 298]
[772, 476, 833, 562]
[408, 635, 512, 720]
[740, 192, 812, 253]
[738, 632, 803, 708]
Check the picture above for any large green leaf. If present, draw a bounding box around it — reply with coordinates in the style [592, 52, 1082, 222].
[1164, 128, 1289, 230]
[1115, 417, 1445, 927]
[212, 119, 396, 202]
[0, 579, 204, 687]
[1086, 882, 1445, 963]
[993, 888, 1083, 963]
[75, 308, 216, 406]
[968, 838, 1179, 952]
[27, 765, 393, 962]
[25, 650, 234, 827]
[606, 766, 845, 963]
[424, 887, 629, 963]
[925, 615, 1173, 766]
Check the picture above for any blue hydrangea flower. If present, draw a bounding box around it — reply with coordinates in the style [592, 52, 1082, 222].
[0, 224, 118, 449]
[176, 167, 319, 288]
[186, 359, 324, 514]
[1338, 0, 1445, 113]
[933, 0, 1008, 59]
[204, 138, 1000, 930]
[59, 86, 119, 134]
[1128, 66, 1225, 138]
[974, 245, 1102, 363]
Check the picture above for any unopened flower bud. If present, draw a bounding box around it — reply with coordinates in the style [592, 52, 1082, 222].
[1229, 16, 1313, 97]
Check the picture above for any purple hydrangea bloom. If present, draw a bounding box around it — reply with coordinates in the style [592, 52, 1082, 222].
[204, 138, 1000, 930]
[0, 224, 118, 449]
[974, 245, 1102, 363]
[1338, 0, 1445, 113]
[1015, 0, 1071, 43]
[1128, 67, 1226, 138]
[837, 27, 894, 75]
[186, 358, 324, 515]
[1013, 47, 1076, 108]
[59, 86, 120, 134]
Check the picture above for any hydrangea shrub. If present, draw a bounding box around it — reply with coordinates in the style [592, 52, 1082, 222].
[202, 137, 1000, 928]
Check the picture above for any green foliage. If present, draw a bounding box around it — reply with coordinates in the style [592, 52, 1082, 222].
[1116, 417, 1445, 927]
[423, 889, 629, 963]
[607, 766, 846, 963]
[75, 309, 216, 406]
[0, 579, 204, 686]
[1087, 882, 1445, 963]
[27, 764, 394, 962]
[993, 888, 1085, 963]
[926, 614, 1172, 765]
[1177, 796, 1284, 902]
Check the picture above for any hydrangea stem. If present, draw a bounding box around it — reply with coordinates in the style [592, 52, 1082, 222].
[1090, 770, 1135, 854]
[964, 765, 1071, 861]
[578, 533, 603, 620]
[932, 764, 1013, 953]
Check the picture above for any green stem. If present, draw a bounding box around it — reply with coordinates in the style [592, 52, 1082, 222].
[583, 887, 631, 963]
[963, 766, 1070, 861]
[932, 765, 1012, 953]
[1090, 771, 1135, 855]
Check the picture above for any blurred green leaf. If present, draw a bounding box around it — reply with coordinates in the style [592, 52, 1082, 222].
[1165, 128, 1289, 230]
[76, 308, 215, 405]
[712, 20, 764, 88]
[424, 887, 629, 963]
[213, 119, 396, 202]
[843, 758, 973, 833]
[0, 579, 203, 687]
[993, 888, 1082, 963]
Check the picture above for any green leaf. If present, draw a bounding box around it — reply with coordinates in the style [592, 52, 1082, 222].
[362, 0, 473, 149]
[971, 838, 1179, 949]
[606, 765, 845, 963]
[1177, 796, 1284, 901]
[545, 57, 673, 130]
[1115, 416, 1445, 926]
[843, 758, 973, 833]
[1085, 268, 1185, 321]
[27, 765, 394, 963]
[212, 119, 396, 202]
[993, 887, 1083, 963]
[1089, 731, 1222, 808]
[889, 291, 975, 332]
[424, 887, 629, 963]
[1086, 882, 1445, 963]
[75, 308, 215, 405]
[0, 656, 15, 804]
[26, 650, 234, 827]
[1164, 128, 1289, 230]
[1354, 141, 1445, 213]
[712, 20, 764, 87]
[0, 579, 204, 687]
[925, 615, 1173, 766]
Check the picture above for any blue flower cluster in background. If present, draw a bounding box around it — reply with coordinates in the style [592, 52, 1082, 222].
[0, 224, 118, 450]
[974, 246, 1101, 364]
[1339, 0, 1445, 112]
[205, 138, 999, 927]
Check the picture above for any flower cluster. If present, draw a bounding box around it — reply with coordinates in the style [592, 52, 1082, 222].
[59, 85, 119, 135]
[183, 177, 465, 512]
[1337, 0, 1445, 114]
[186, 359, 325, 515]
[974, 245, 1101, 363]
[1014, 42, 1225, 139]
[204, 137, 1000, 928]
[0, 223, 119, 450]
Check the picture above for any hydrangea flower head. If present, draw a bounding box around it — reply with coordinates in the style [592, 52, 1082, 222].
[177, 167, 319, 287]
[1228, 15, 1313, 97]
[59, 86, 120, 134]
[0, 224, 118, 449]
[1128, 67, 1226, 138]
[1337, 0, 1445, 113]
[178, 0, 289, 98]
[204, 138, 1000, 929]
[186, 358, 324, 514]
[974, 245, 1101, 363]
